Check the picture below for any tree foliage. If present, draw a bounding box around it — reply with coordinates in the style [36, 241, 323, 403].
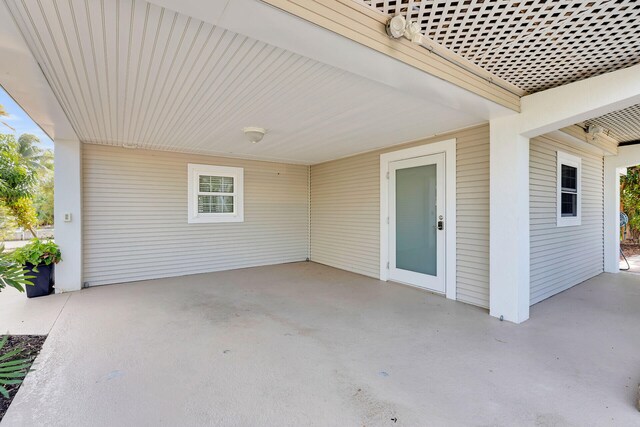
[0, 245, 33, 293]
[621, 166, 640, 241]
[0, 335, 32, 398]
[34, 170, 54, 226]
[0, 205, 18, 240]
[0, 103, 15, 133]
[17, 133, 44, 170]
[32, 149, 54, 226]
[0, 133, 39, 235]
[0, 101, 54, 230]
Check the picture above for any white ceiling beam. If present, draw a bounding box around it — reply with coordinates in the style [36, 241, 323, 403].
[519, 64, 640, 138]
[0, 1, 76, 141]
[557, 125, 618, 156]
[592, 132, 619, 156]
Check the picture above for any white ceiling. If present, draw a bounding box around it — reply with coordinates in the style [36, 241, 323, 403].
[4, 0, 490, 165]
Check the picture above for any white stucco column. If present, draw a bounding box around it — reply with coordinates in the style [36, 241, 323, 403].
[54, 139, 83, 292]
[489, 117, 530, 323]
[603, 159, 621, 273]
[604, 145, 640, 273]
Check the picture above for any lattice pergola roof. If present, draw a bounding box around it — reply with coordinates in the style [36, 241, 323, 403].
[361, 0, 640, 94]
[584, 104, 640, 144]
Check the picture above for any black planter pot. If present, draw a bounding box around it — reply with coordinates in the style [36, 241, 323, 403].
[24, 263, 55, 298]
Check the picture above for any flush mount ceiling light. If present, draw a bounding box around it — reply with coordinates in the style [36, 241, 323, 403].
[243, 127, 266, 144]
[122, 142, 138, 149]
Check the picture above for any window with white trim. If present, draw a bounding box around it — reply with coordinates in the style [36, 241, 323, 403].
[188, 164, 244, 223]
[556, 151, 581, 227]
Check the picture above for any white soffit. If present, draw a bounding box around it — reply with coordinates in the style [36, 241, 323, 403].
[362, 0, 640, 93]
[4, 0, 505, 164]
[0, 1, 75, 141]
[583, 104, 640, 144]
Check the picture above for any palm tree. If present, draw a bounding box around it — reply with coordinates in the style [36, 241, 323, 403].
[17, 134, 43, 170]
[0, 104, 16, 132]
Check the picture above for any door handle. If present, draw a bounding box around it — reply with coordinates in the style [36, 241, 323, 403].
[437, 220, 444, 230]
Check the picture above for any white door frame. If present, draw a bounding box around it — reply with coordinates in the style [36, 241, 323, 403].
[380, 138, 457, 300]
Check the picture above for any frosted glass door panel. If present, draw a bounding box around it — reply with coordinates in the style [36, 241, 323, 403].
[395, 164, 437, 276]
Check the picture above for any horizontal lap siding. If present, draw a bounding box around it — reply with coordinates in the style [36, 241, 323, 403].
[310, 153, 380, 278]
[455, 127, 490, 308]
[310, 125, 490, 308]
[529, 135, 604, 305]
[82, 145, 308, 286]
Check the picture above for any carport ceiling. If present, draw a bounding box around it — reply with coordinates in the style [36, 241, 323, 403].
[5, 0, 486, 165]
[584, 104, 640, 144]
[362, 0, 640, 94]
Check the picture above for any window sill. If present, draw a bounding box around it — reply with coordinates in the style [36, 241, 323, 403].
[188, 214, 244, 224]
[557, 218, 581, 227]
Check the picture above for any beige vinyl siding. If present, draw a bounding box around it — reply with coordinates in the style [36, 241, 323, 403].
[455, 129, 490, 308]
[82, 144, 308, 286]
[529, 135, 604, 305]
[310, 124, 490, 308]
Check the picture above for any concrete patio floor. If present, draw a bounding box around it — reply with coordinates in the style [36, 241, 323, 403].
[1, 262, 639, 426]
[621, 253, 640, 274]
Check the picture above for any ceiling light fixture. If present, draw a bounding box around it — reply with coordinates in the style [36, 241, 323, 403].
[243, 127, 266, 144]
[122, 142, 138, 149]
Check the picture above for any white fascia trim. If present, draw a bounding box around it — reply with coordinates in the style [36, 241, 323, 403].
[550, 130, 608, 157]
[379, 138, 457, 301]
[187, 164, 244, 224]
[556, 151, 582, 228]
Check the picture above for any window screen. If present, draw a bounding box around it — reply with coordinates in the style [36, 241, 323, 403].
[560, 164, 578, 217]
[197, 176, 234, 214]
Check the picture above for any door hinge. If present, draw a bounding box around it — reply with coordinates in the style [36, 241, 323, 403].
[386, 262, 389, 269]
[386, 171, 389, 179]
[386, 216, 389, 224]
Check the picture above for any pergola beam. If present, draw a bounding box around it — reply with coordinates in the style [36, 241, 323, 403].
[519, 64, 640, 138]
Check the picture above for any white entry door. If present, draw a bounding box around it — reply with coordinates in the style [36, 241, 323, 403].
[389, 153, 446, 293]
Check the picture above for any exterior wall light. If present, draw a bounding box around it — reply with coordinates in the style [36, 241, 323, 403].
[385, 15, 439, 51]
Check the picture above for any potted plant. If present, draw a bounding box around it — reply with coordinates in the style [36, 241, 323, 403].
[11, 239, 61, 298]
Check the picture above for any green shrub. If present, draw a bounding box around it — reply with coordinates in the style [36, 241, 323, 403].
[0, 335, 31, 399]
[11, 239, 61, 267]
[0, 245, 33, 293]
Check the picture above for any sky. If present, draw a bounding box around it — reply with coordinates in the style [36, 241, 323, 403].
[0, 86, 54, 150]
